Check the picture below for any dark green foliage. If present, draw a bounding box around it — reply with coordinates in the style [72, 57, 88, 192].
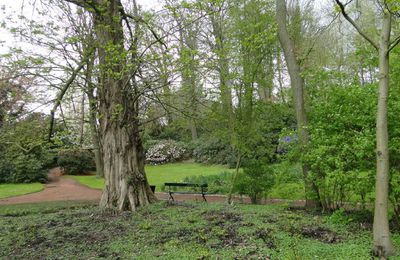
[57, 149, 96, 175]
[234, 160, 275, 204]
[0, 113, 52, 183]
[192, 137, 236, 167]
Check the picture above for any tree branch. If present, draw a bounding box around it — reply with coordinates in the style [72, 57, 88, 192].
[118, 6, 167, 49]
[63, 0, 102, 14]
[389, 35, 400, 52]
[335, 0, 379, 50]
[48, 49, 93, 141]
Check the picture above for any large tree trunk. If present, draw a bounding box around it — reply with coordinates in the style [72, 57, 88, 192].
[91, 0, 156, 211]
[276, 0, 320, 209]
[372, 11, 394, 257]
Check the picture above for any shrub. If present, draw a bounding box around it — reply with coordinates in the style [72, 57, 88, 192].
[183, 171, 233, 194]
[269, 183, 305, 200]
[0, 113, 52, 183]
[234, 160, 275, 204]
[145, 139, 187, 165]
[192, 138, 237, 167]
[57, 149, 96, 175]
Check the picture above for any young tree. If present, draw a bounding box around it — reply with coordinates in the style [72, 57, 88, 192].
[335, 0, 400, 257]
[275, 0, 320, 209]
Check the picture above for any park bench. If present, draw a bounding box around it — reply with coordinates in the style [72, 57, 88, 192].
[164, 182, 208, 202]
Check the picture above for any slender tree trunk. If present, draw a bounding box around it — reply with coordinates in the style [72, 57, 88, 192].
[209, 6, 233, 122]
[276, 49, 286, 103]
[257, 53, 273, 102]
[79, 93, 85, 145]
[90, 0, 156, 211]
[87, 86, 104, 178]
[227, 153, 242, 204]
[276, 0, 320, 209]
[372, 11, 394, 257]
[179, 25, 199, 141]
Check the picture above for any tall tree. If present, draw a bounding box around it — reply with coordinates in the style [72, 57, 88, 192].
[64, 0, 157, 211]
[276, 0, 320, 209]
[335, 0, 400, 257]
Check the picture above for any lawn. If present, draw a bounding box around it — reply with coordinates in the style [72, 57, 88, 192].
[1, 200, 399, 259]
[69, 162, 232, 191]
[0, 183, 44, 199]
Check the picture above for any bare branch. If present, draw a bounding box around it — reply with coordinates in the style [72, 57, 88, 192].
[120, 9, 167, 49]
[334, 0, 379, 50]
[389, 35, 400, 52]
[48, 49, 93, 141]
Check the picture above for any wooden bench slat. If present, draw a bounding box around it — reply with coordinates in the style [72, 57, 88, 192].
[165, 182, 207, 187]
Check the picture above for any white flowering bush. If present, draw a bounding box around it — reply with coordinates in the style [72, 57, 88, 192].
[145, 140, 186, 165]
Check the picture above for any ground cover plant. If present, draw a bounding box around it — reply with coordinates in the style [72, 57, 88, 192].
[1, 200, 400, 259]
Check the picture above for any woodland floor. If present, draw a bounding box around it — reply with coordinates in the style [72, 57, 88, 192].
[2, 170, 400, 259]
[1, 200, 400, 259]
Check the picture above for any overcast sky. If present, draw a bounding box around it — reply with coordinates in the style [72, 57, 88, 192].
[0, 0, 162, 54]
[0, 0, 162, 114]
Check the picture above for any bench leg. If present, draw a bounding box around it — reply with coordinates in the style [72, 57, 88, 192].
[202, 193, 207, 202]
[168, 192, 174, 201]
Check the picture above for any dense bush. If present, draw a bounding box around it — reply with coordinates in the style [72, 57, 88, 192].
[303, 84, 400, 210]
[192, 138, 237, 167]
[0, 113, 52, 183]
[234, 160, 275, 204]
[57, 149, 96, 175]
[145, 139, 187, 165]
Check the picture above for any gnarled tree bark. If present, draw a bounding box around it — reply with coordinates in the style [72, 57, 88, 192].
[65, 0, 157, 211]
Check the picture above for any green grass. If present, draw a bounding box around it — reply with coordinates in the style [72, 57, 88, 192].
[69, 175, 104, 189]
[1, 200, 399, 259]
[0, 183, 44, 199]
[69, 162, 232, 191]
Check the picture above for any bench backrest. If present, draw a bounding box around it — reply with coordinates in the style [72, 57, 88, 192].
[164, 182, 208, 188]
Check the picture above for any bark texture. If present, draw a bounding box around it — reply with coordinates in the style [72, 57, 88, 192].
[66, 0, 157, 211]
[95, 0, 156, 211]
[276, 0, 320, 209]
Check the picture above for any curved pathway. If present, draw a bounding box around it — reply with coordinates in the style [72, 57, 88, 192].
[0, 168, 101, 205]
[0, 168, 305, 206]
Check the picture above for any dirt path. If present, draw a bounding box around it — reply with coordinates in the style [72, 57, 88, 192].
[0, 168, 102, 205]
[0, 168, 305, 206]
